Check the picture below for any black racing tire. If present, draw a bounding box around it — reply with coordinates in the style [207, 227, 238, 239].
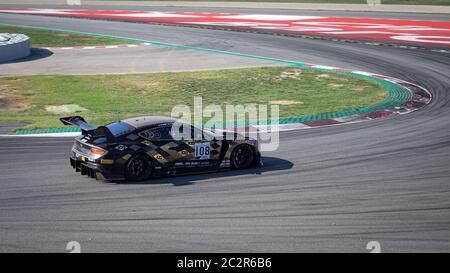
[230, 144, 255, 170]
[125, 154, 153, 181]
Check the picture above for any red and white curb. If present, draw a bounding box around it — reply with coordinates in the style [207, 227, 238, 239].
[0, 132, 81, 137]
[1, 8, 449, 48]
[43, 43, 152, 51]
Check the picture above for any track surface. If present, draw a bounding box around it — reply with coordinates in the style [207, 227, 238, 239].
[3, 8, 450, 48]
[0, 11, 450, 252]
[1, 3, 449, 21]
[0, 45, 278, 76]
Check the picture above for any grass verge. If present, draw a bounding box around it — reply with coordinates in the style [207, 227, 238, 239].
[0, 25, 133, 48]
[0, 67, 388, 130]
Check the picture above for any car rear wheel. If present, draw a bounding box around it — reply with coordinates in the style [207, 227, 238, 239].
[231, 144, 254, 170]
[125, 154, 152, 181]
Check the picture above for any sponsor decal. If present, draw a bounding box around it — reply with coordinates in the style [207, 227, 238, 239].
[195, 142, 211, 160]
[100, 159, 114, 165]
[114, 145, 127, 151]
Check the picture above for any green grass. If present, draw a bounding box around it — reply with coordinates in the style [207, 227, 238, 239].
[128, 0, 450, 5]
[0, 67, 388, 130]
[0, 25, 133, 47]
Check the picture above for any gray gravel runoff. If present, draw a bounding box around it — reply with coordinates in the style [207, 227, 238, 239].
[0, 12, 449, 252]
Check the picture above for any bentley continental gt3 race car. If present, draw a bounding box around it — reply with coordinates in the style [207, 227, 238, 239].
[61, 116, 262, 181]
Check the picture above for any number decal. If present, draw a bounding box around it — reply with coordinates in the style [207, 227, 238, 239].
[366, 241, 381, 253]
[195, 142, 211, 160]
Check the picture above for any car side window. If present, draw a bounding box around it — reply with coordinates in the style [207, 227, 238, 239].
[139, 126, 173, 141]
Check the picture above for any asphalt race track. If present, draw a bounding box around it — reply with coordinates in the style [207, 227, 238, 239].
[0, 45, 279, 76]
[0, 9, 450, 252]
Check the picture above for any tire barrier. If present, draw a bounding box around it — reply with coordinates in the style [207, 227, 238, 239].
[0, 33, 30, 62]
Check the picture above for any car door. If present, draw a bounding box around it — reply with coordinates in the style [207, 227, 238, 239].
[183, 126, 223, 164]
[138, 125, 189, 165]
[139, 125, 223, 168]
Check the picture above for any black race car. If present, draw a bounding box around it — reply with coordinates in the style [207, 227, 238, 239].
[61, 116, 262, 181]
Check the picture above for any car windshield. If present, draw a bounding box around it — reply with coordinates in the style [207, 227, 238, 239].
[106, 121, 136, 137]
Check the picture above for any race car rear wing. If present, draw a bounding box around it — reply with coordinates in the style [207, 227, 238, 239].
[60, 116, 115, 142]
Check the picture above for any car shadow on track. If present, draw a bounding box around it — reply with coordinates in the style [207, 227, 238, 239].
[0, 48, 53, 64]
[117, 156, 294, 186]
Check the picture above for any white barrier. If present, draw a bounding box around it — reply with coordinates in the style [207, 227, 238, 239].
[0, 33, 30, 62]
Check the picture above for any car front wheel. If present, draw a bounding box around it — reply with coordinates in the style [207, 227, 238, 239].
[230, 144, 254, 170]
